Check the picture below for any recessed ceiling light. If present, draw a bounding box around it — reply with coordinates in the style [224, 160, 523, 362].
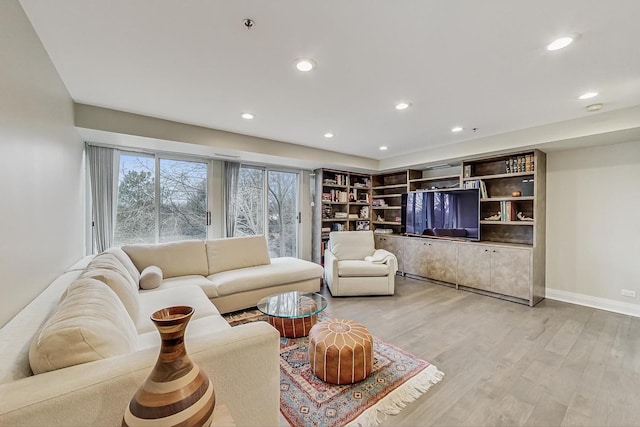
[586, 103, 604, 112]
[324, 133, 334, 138]
[379, 146, 388, 151]
[395, 102, 410, 110]
[241, 113, 254, 120]
[547, 36, 574, 51]
[295, 58, 316, 72]
[579, 92, 598, 100]
[451, 126, 463, 133]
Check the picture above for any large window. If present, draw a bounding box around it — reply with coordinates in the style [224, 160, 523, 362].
[114, 153, 208, 245]
[233, 166, 299, 257]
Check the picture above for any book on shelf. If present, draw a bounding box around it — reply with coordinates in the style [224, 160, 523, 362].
[332, 223, 347, 231]
[348, 213, 359, 219]
[505, 154, 535, 174]
[463, 179, 487, 198]
[334, 212, 348, 219]
[500, 200, 517, 221]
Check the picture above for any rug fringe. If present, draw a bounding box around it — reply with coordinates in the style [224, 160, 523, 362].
[346, 364, 445, 427]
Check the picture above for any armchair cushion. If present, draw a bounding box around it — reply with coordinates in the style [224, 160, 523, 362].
[338, 260, 390, 277]
[328, 231, 375, 260]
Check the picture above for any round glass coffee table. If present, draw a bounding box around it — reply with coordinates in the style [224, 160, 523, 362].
[257, 291, 328, 338]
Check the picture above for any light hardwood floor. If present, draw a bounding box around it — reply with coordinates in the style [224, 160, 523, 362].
[320, 276, 640, 427]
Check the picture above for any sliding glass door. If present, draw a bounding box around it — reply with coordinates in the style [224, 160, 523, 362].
[234, 166, 300, 257]
[268, 170, 298, 257]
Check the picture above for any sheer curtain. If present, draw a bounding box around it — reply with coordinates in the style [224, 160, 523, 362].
[224, 161, 240, 237]
[87, 144, 117, 253]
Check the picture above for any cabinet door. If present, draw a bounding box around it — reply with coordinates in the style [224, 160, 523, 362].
[490, 247, 531, 300]
[402, 238, 429, 277]
[374, 235, 404, 272]
[426, 240, 457, 283]
[457, 244, 491, 291]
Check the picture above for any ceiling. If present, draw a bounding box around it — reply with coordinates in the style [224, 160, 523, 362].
[19, 0, 640, 164]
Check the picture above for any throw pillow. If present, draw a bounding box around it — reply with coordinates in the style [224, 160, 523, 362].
[29, 278, 138, 374]
[140, 266, 163, 290]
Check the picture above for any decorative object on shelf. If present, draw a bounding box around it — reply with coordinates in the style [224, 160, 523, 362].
[322, 206, 332, 219]
[463, 165, 472, 178]
[511, 191, 522, 197]
[360, 206, 369, 218]
[356, 221, 369, 231]
[377, 214, 384, 222]
[521, 179, 534, 196]
[517, 212, 534, 221]
[484, 212, 502, 221]
[123, 306, 215, 427]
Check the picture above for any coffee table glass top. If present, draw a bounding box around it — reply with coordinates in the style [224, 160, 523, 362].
[257, 291, 328, 319]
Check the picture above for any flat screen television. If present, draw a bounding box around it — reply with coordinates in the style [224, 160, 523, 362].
[402, 188, 480, 241]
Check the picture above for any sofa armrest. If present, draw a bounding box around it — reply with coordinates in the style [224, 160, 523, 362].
[0, 322, 280, 427]
[324, 249, 338, 288]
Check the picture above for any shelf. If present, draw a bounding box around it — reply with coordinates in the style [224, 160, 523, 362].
[372, 221, 402, 225]
[350, 202, 370, 205]
[322, 218, 348, 222]
[322, 183, 348, 188]
[480, 220, 534, 226]
[321, 201, 347, 205]
[409, 174, 460, 183]
[481, 196, 534, 202]
[350, 186, 370, 190]
[463, 171, 534, 181]
[372, 206, 401, 209]
[372, 193, 403, 198]
[372, 184, 407, 190]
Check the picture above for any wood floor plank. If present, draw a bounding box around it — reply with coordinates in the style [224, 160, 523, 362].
[310, 275, 640, 427]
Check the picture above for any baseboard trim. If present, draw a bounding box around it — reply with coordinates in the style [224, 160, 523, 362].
[546, 288, 640, 318]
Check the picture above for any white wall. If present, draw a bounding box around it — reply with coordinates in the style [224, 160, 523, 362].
[0, 1, 85, 327]
[546, 140, 640, 315]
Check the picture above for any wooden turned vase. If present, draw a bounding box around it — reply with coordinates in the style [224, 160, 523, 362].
[123, 306, 215, 427]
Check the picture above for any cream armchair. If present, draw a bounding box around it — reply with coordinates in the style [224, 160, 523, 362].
[324, 231, 397, 296]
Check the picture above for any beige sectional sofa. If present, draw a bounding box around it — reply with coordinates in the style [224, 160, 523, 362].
[0, 235, 323, 426]
[122, 234, 323, 313]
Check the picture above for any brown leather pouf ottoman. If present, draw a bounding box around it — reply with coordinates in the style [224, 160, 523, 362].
[308, 319, 373, 384]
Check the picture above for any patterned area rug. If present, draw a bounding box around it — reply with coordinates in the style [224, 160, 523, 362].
[223, 310, 444, 427]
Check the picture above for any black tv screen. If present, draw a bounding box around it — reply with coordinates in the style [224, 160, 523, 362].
[403, 188, 480, 240]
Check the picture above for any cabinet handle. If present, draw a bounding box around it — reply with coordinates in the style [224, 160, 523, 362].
[492, 250, 497, 253]
[484, 249, 488, 252]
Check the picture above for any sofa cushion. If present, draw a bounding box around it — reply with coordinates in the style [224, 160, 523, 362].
[122, 240, 209, 278]
[137, 315, 230, 350]
[105, 247, 141, 284]
[338, 260, 390, 277]
[28, 278, 138, 374]
[206, 235, 270, 275]
[86, 253, 137, 286]
[207, 257, 323, 296]
[80, 266, 140, 321]
[139, 266, 163, 290]
[143, 275, 220, 299]
[329, 231, 376, 260]
[136, 285, 220, 334]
